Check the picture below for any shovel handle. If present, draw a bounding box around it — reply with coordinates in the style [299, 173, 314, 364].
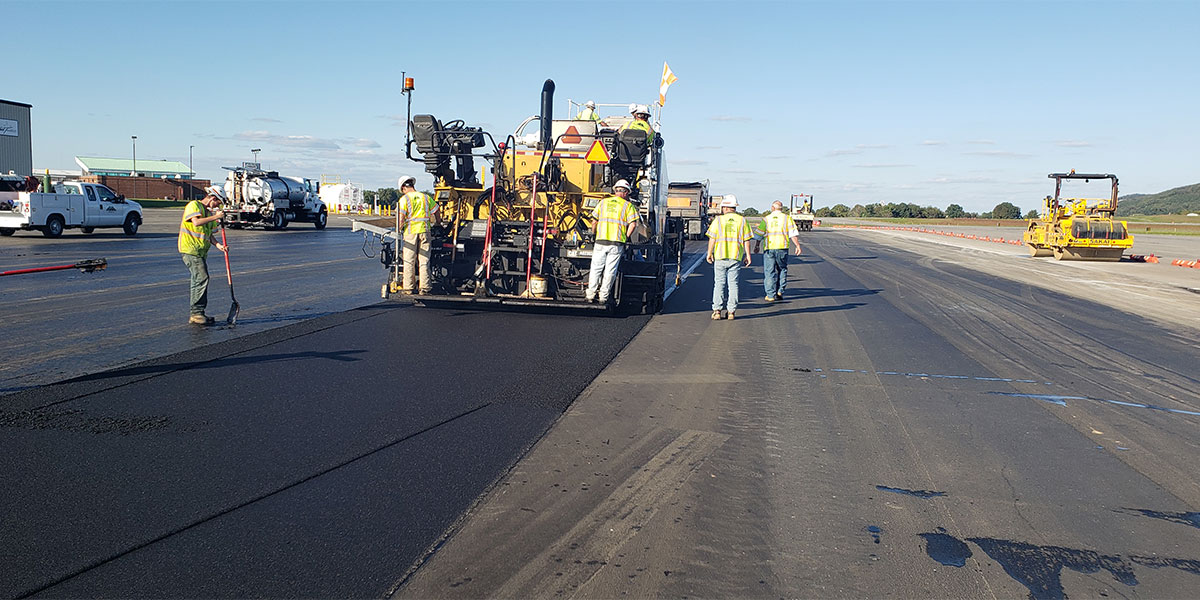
[220, 226, 232, 286]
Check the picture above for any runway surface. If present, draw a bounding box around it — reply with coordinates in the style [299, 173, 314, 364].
[399, 230, 1200, 599]
[3, 226, 1199, 598]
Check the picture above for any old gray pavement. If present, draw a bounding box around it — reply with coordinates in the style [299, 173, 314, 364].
[0, 209, 385, 394]
[398, 229, 1200, 599]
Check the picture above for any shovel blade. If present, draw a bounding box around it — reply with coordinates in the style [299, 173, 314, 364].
[226, 300, 239, 326]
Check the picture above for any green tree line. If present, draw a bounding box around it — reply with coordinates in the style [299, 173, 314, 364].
[1116, 182, 1200, 216]
[814, 201, 1034, 219]
[363, 188, 400, 207]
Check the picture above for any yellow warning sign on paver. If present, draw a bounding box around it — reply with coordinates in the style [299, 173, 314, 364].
[585, 140, 610, 164]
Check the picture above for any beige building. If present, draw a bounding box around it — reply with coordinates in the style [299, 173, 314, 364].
[0, 99, 33, 176]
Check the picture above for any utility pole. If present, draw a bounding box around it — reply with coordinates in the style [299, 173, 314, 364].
[131, 135, 137, 177]
[189, 145, 194, 200]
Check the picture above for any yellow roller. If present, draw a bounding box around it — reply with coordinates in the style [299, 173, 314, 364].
[1023, 172, 1133, 261]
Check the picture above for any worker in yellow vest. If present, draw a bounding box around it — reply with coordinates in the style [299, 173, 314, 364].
[178, 186, 227, 325]
[396, 175, 439, 294]
[756, 200, 802, 302]
[576, 100, 600, 121]
[706, 194, 753, 320]
[619, 104, 656, 148]
[586, 179, 640, 304]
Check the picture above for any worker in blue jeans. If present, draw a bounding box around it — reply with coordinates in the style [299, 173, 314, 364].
[706, 195, 754, 320]
[756, 200, 802, 301]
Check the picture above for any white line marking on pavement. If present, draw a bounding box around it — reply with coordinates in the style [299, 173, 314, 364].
[663, 252, 707, 302]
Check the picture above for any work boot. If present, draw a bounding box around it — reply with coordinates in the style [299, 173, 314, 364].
[419, 288, 432, 295]
[765, 295, 775, 302]
[711, 310, 722, 320]
[586, 295, 597, 304]
[189, 314, 214, 325]
[726, 311, 736, 320]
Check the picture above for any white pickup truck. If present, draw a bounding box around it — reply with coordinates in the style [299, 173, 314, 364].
[0, 181, 143, 237]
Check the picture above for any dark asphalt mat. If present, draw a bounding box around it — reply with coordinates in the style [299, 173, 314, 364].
[1, 302, 650, 598]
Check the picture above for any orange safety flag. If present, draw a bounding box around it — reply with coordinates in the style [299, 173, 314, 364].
[659, 62, 678, 107]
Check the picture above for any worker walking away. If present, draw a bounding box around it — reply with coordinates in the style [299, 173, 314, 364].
[577, 100, 600, 121]
[396, 175, 439, 294]
[586, 179, 640, 305]
[179, 186, 227, 325]
[757, 200, 802, 302]
[706, 195, 753, 320]
[620, 104, 656, 148]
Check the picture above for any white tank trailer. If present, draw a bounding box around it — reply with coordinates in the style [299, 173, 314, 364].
[222, 167, 328, 230]
[319, 182, 365, 213]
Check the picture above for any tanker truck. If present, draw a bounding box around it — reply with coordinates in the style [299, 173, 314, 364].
[221, 166, 328, 230]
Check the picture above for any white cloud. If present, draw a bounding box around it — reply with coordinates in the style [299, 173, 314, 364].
[232, 130, 341, 150]
[921, 140, 947, 146]
[826, 148, 864, 157]
[926, 176, 998, 184]
[1054, 140, 1092, 147]
[964, 150, 1032, 158]
[345, 138, 382, 149]
[853, 163, 912, 168]
[252, 117, 283, 123]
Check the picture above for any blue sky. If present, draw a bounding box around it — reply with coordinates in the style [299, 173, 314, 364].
[8, 0, 1197, 212]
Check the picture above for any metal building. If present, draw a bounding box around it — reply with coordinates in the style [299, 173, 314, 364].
[0, 99, 33, 176]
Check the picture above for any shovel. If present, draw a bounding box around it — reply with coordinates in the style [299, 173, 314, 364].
[220, 225, 240, 325]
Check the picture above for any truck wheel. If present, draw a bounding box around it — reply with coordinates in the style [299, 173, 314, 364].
[0, 228, 15, 236]
[273, 210, 287, 230]
[315, 209, 327, 230]
[123, 214, 141, 236]
[43, 215, 65, 238]
[81, 226, 95, 234]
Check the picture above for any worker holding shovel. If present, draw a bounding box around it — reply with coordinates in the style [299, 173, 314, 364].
[179, 186, 227, 325]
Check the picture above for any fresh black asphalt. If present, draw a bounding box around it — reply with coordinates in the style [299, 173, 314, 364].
[1, 303, 649, 598]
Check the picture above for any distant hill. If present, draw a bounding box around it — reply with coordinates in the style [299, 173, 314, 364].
[1117, 182, 1200, 216]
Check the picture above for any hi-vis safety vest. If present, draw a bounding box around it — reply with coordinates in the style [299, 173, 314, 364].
[398, 191, 436, 235]
[620, 119, 655, 147]
[577, 108, 600, 121]
[178, 200, 214, 257]
[707, 213, 752, 260]
[757, 210, 800, 250]
[593, 196, 638, 243]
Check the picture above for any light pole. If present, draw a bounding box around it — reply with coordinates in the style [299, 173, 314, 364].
[131, 135, 137, 177]
[189, 145, 194, 200]
[251, 148, 261, 166]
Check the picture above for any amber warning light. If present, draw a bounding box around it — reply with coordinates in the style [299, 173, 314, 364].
[404, 77, 415, 91]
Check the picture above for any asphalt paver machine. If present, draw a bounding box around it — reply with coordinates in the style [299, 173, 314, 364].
[357, 78, 673, 313]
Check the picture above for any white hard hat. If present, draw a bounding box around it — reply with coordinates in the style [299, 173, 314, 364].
[720, 194, 738, 208]
[398, 175, 416, 188]
[634, 104, 650, 116]
[585, 100, 596, 109]
[613, 179, 631, 191]
[204, 185, 226, 202]
[628, 103, 638, 114]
